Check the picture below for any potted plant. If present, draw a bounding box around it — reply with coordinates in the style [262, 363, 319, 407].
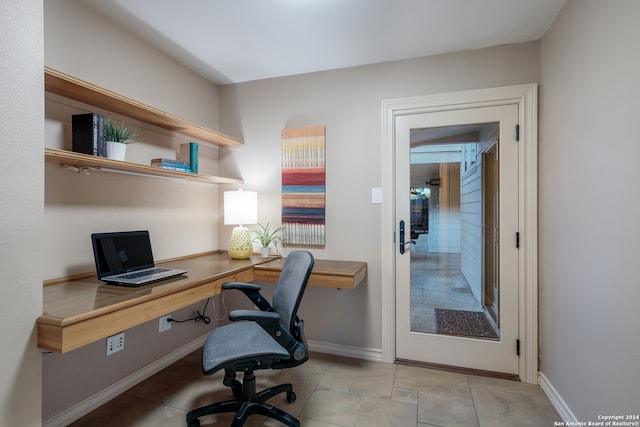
[252, 223, 284, 258]
[105, 120, 142, 161]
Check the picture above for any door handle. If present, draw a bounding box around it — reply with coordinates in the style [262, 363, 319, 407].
[400, 220, 408, 254]
[399, 220, 412, 254]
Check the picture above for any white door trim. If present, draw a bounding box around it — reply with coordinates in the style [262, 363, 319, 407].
[380, 84, 539, 384]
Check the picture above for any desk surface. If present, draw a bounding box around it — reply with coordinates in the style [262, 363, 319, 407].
[254, 258, 367, 289]
[42, 254, 262, 322]
[39, 252, 366, 353]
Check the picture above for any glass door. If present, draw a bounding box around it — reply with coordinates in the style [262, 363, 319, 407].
[395, 104, 520, 375]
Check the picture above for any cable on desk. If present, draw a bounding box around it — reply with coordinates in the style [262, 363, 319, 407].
[168, 298, 211, 325]
[213, 290, 228, 321]
[166, 291, 228, 325]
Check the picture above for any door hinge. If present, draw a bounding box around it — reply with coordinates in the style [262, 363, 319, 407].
[516, 339, 521, 357]
[516, 232, 520, 249]
[515, 124, 520, 141]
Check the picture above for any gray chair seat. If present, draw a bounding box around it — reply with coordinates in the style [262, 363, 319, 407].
[202, 321, 290, 374]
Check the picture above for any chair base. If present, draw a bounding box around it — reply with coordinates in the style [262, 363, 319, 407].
[186, 372, 299, 427]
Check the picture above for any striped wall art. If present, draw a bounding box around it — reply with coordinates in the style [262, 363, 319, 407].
[281, 126, 326, 246]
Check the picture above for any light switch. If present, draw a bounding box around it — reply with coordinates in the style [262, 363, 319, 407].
[371, 187, 382, 204]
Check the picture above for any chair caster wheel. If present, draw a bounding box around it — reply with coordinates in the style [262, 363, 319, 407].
[287, 391, 297, 403]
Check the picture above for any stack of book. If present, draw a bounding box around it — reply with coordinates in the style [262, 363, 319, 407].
[151, 142, 200, 173]
[72, 113, 106, 157]
[150, 158, 191, 172]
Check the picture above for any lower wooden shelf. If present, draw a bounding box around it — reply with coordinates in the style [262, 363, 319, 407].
[45, 148, 243, 185]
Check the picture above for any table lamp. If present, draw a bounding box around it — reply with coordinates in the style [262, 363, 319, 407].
[224, 189, 258, 259]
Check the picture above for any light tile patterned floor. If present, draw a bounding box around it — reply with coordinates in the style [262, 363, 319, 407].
[70, 351, 560, 426]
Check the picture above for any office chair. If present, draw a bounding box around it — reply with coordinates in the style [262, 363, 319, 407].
[186, 250, 314, 427]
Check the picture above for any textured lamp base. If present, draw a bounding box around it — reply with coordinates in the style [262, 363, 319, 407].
[228, 226, 253, 259]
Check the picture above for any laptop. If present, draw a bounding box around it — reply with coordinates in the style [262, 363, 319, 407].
[91, 230, 187, 286]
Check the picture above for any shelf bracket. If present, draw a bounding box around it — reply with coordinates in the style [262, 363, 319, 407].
[62, 164, 94, 175]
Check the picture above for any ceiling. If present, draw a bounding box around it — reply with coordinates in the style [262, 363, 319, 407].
[79, 0, 566, 85]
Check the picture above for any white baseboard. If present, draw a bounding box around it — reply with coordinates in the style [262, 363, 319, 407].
[308, 340, 382, 362]
[42, 335, 208, 427]
[538, 372, 578, 423]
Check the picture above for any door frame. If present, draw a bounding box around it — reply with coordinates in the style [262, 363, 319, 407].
[380, 84, 539, 384]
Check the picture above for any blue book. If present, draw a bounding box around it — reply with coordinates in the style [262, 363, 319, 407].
[151, 158, 190, 170]
[179, 142, 199, 173]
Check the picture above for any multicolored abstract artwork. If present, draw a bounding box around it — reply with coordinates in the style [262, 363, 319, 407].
[281, 126, 326, 246]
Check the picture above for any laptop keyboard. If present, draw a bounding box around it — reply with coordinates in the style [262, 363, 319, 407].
[118, 268, 169, 280]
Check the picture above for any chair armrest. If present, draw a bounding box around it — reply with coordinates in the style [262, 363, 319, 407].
[222, 282, 273, 311]
[229, 310, 280, 335]
[222, 282, 261, 292]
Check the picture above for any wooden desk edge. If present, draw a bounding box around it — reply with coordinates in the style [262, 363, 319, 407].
[38, 267, 254, 353]
[38, 255, 367, 353]
[253, 260, 367, 289]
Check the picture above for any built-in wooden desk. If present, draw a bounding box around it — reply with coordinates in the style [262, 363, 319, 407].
[38, 252, 367, 354]
[254, 258, 367, 289]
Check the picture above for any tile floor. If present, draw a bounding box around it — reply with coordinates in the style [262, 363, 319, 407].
[70, 351, 560, 427]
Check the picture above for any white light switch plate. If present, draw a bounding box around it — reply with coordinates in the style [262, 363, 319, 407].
[371, 188, 382, 204]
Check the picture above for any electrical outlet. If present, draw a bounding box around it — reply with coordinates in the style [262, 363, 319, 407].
[159, 314, 172, 332]
[106, 332, 125, 356]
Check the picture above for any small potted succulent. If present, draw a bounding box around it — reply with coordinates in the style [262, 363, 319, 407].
[105, 120, 142, 160]
[252, 223, 284, 258]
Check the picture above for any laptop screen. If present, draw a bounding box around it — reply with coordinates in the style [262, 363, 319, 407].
[91, 231, 155, 279]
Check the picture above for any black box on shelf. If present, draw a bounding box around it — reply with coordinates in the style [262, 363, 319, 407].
[72, 113, 106, 156]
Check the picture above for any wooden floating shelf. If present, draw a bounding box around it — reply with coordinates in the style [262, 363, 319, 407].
[45, 148, 243, 185]
[44, 67, 243, 148]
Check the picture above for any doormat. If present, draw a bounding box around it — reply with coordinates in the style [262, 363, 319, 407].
[435, 309, 498, 339]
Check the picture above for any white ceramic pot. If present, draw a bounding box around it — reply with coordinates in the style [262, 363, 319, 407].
[106, 141, 127, 161]
[261, 247, 271, 258]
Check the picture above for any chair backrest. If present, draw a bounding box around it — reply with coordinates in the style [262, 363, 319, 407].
[272, 251, 314, 334]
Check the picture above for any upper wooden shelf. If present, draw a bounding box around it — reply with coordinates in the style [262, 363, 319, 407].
[45, 148, 243, 185]
[44, 67, 243, 148]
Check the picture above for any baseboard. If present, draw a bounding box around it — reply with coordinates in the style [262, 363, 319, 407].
[42, 334, 208, 427]
[308, 339, 382, 362]
[538, 372, 578, 423]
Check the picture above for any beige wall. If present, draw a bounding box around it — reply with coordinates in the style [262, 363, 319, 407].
[44, 0, 220, 130]
[218, 41, 541, 350]
[0, 0, 44, 426]
[539, 0, 640, 420]
[43, 97, 223, 279]
[41, 0, 223, 421]
[43, 0, 227, 280]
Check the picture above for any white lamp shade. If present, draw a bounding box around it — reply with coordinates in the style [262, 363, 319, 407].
[224, 190, 258, 225]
